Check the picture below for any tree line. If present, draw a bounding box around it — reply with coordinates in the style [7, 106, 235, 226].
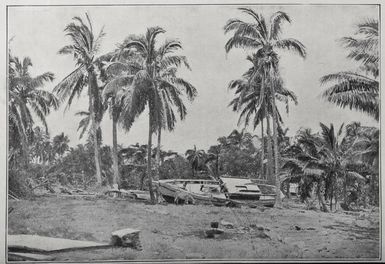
[9, 8, 379, 208]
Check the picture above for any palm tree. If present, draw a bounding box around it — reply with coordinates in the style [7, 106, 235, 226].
[120, 27, 196, 203]
[54, 14, 105, 185]
[206, 145, 221, 177]
[29, 126, 52, 164]
[320, 19, 379, 120]
[228, 70, 297, 182]
[9, 56, 59, 165]
[52, 132, 70, 159]
[185, 145, 205, 178]
[224, 8, 306, 207]
[282, 123, 366, 211]
[152, 39, 196, 182]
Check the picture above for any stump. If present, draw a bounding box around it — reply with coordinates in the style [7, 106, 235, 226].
[111, 228, 141, 250]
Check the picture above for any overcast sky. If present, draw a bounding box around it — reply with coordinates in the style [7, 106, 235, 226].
[8, 4, 379, 153]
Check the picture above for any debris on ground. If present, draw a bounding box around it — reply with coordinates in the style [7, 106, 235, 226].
[111, 228, 142, 250]
[220, 220, 234, 229]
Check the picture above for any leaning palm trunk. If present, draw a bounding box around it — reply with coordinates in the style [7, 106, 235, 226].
[147, 108, 155, 204]
[112, 113, 120, 187]
[271, 89, 282, 208]
[260, 118, 265, 180]
[88, 72, 102, 186]
[155, 127, 161, 181]
[265, 112, 274, 185]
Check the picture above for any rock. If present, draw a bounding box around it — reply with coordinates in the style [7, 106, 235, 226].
[111, 228, 141, 250]
[290, 225, 301, 230]
[205, 230, 215, 238]
[254, 225, 270, 231]
[306, 227, 316, 230]
[255, 230, 270, 239]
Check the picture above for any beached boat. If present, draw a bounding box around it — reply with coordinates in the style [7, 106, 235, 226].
[156, 177, 282, 207]
[219, 177, 277, 207]
[154, 179, 229, 206]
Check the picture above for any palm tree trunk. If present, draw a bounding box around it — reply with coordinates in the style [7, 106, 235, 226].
[147, 109, 155, 204]
[265, 113, 274, 185]
[343, 174, 347, 205]
[317, 181, 328, 212]
[216, 154, 219, 177]
[260, 118, 265, 180]
[155, 127, 161, 181]
[271, 93, 282, 208]
[112, 114, 120, 188]
[88, 72, 102, 186]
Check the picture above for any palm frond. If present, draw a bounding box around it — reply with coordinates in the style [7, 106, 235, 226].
[274, 38, 306, 58]
[270, 11, 291, 40]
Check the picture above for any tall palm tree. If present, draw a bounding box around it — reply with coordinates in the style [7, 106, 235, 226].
[224, 8, 306, 207]
[9, 56, 59, 164]
[54, 14, 105, 185]
[228, 68, 297, 182]
[185, 145, 205, 178]
[152, 39, 196, 182]
[103, 80, 134, 187]
[120, 27, 196, 203]
[320, 19, 379, 120]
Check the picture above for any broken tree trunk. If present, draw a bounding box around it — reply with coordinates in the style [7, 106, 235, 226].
[110, 228, 141, 250]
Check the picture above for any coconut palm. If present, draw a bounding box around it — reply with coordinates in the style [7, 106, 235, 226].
[320, 19, 379, 120]
[29, 126, 52, 164]
[206, 145, 222, 177]
[185, 145, 205, 178]
[228, 68, 297, 182]
[99, 48, 140, 187]
[224, 8, 306, 207]
[119, 27, 196, 203]
[54, 14, 105, 185]
[9, 56, 59, 164]
[152, 39, 196, 183]
[52, 132, 70, 159]
[282, 123, 366, 211]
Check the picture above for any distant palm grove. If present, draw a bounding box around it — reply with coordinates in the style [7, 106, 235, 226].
[8, 8, 379, 210]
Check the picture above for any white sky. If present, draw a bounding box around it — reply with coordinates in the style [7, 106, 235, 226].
[8, 4, 379, 153]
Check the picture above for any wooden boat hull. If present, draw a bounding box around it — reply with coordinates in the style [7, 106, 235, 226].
[156, 181, 229, 206]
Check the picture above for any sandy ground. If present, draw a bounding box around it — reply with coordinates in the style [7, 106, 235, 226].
[8, 196, 380, 261]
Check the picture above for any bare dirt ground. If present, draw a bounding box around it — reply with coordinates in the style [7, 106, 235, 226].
[8, 196, 380, 261]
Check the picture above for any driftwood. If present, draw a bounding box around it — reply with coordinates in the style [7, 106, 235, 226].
[111, 228, 141, 250]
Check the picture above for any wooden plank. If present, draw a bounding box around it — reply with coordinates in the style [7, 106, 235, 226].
[8, 252, 55, 261]
[8, 235, 110, 253]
